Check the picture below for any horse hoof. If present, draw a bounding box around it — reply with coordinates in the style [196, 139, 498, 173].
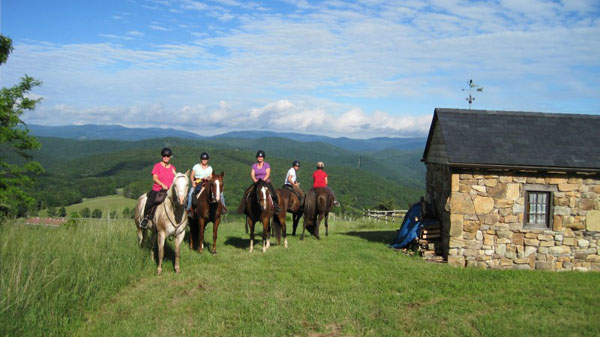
[211, 250, 217, 255]
[175, 267, 180, 274]
[157, 268, 162, 276]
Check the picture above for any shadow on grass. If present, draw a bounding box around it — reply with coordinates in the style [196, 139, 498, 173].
[224, 236, 248, 250]
[344, 230, 396, 244]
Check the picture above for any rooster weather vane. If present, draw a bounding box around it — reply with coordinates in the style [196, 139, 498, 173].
[462, 79, 483, 109]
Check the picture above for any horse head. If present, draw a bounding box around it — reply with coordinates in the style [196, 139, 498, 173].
[170, 171, 190, 207]
[255, 179, 271, 212]
[207, 171, 225, 203]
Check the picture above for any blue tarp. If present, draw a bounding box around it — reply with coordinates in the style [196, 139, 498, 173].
[389, 203, 421, 249]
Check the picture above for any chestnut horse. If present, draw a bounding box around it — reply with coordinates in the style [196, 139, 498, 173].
[238, 179, 275, 252]
[272, 185, 304, 246]
[301, 187, 335, 240]
[189, 172, 225, 255]
[134, 171, 189, 275]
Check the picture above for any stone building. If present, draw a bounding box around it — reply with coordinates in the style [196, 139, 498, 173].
[421, 108, 600, 271]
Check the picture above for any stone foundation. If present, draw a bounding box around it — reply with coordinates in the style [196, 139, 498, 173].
[427, 167, 600, 271]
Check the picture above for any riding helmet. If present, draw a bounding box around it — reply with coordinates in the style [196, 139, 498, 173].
[316, 161, 324, 168]
[200, 152, 209, 160]
[161, 147, 173, 157]
[256, 150, 266, 158]
[292, 160, 300, 167]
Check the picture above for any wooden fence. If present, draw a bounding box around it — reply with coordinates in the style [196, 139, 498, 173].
[362, 209, 407, 223]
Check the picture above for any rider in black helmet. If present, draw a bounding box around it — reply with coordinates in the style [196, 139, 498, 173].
[284, 160, 301, 188]
[140, 147, 176, 228]
[239, 150, 280, 213]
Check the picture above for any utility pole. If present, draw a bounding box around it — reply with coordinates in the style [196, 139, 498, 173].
[462, 79, 483, 109]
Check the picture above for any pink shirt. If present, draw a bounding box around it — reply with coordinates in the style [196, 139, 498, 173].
[152, 162, 176, 191]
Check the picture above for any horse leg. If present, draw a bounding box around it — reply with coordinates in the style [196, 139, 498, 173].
[249, 219, 255, 252]
[149, 230, 157, 263]
[211, 218, 220, 255]
[316, 213, 324, 240]
[188, 217, 195, 250]
[137, 227, 143, 246]
[292, 212, 299, 236]
[198, 218, 205, 253]
[325, 213, 329, 236]
[157, 230, 166, 275]
[174, 230, 185, 274]
[262, 217, 270, 253]
[281, 215, 288, 248]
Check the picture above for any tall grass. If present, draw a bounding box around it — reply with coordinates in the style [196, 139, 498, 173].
[2, 218, 600, 336]
[0, 218, 151, 336]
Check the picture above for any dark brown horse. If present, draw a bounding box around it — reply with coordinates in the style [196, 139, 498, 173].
[301, 187, 335, 240]
[238, 179, 275, 252]
[273, 185, 304, 245]
[189, 172, 225, 254]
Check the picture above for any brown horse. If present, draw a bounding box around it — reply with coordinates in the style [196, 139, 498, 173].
[273, 185, 304, 246]
[301, 187, 335, 240]
[189, 172, 225, 255]
[238, 179, 275, 252]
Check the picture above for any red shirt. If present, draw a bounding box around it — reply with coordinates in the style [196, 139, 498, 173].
[312, 169, 327, 188]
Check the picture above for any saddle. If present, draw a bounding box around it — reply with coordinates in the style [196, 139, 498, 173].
[282, 184, 304, 206]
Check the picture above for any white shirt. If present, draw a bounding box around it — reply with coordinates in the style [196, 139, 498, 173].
[284, 167, 297, 185]
[192, 163, 213, 180]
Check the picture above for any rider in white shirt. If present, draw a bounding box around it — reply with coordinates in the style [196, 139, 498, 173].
[284, 160, 300, 187]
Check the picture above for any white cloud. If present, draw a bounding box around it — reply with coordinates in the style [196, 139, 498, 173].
[4, 0, 600, 138]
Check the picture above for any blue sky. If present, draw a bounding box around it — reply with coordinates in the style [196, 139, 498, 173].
[1, 0, 599, 138]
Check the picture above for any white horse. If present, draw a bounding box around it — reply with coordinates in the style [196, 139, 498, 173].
[135, 171, 189, 275]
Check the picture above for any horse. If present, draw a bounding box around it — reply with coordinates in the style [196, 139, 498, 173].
[272, 185, 304, 247]
[134, 171, 189, 275]
[188, 172, 225, 255]
[238, 179, 275, 252]
[301, 187, 335, 240]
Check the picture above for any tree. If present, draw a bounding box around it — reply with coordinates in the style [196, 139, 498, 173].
[91, 208, 102, 219]
[0, 35, 43, 218]
[80, 207, 90, 218]
[58, 206, 67, 217]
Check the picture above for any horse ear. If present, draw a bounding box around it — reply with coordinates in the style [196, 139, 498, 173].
[221, 171, 225, 177]
[185, 169, 190, 176]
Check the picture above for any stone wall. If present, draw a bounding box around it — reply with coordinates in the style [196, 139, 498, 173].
[425, 163, 451, 258]
[429, 167, 600, 271]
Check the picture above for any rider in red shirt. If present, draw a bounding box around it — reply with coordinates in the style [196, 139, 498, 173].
[312, 161, 340, 206]
[312, 161, 328, 188]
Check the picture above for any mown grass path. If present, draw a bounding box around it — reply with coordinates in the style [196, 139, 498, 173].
[3, 218, 600, 336]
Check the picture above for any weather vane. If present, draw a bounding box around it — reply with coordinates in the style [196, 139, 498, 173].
[462, 79, 483, 109]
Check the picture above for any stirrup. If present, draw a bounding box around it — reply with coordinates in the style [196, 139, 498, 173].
[140, 217, 150, 229]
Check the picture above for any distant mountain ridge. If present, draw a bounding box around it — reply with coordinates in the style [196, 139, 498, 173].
[28, 124, 426, 152]
[28, 124, 205, 141]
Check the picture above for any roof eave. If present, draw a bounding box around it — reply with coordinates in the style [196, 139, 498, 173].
[446, 162, 600, 174]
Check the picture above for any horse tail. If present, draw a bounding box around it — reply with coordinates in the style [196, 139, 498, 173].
[303, 188, 317, 234]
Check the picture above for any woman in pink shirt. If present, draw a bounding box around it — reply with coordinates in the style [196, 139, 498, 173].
[140, 147, 176, 228]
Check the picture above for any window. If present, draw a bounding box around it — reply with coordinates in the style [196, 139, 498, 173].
[525, 191, 551, 228]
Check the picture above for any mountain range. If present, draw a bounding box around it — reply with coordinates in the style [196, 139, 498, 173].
[27, 124, 426, 152]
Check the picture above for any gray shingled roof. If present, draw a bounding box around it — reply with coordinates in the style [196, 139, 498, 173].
[423, 108, 600, 171]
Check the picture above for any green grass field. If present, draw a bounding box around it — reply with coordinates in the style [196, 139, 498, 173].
[38, 194, 137, 217]
[1, 218, 599, 337]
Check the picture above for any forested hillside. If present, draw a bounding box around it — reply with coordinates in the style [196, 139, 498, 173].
[29, 136, 426, 215]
